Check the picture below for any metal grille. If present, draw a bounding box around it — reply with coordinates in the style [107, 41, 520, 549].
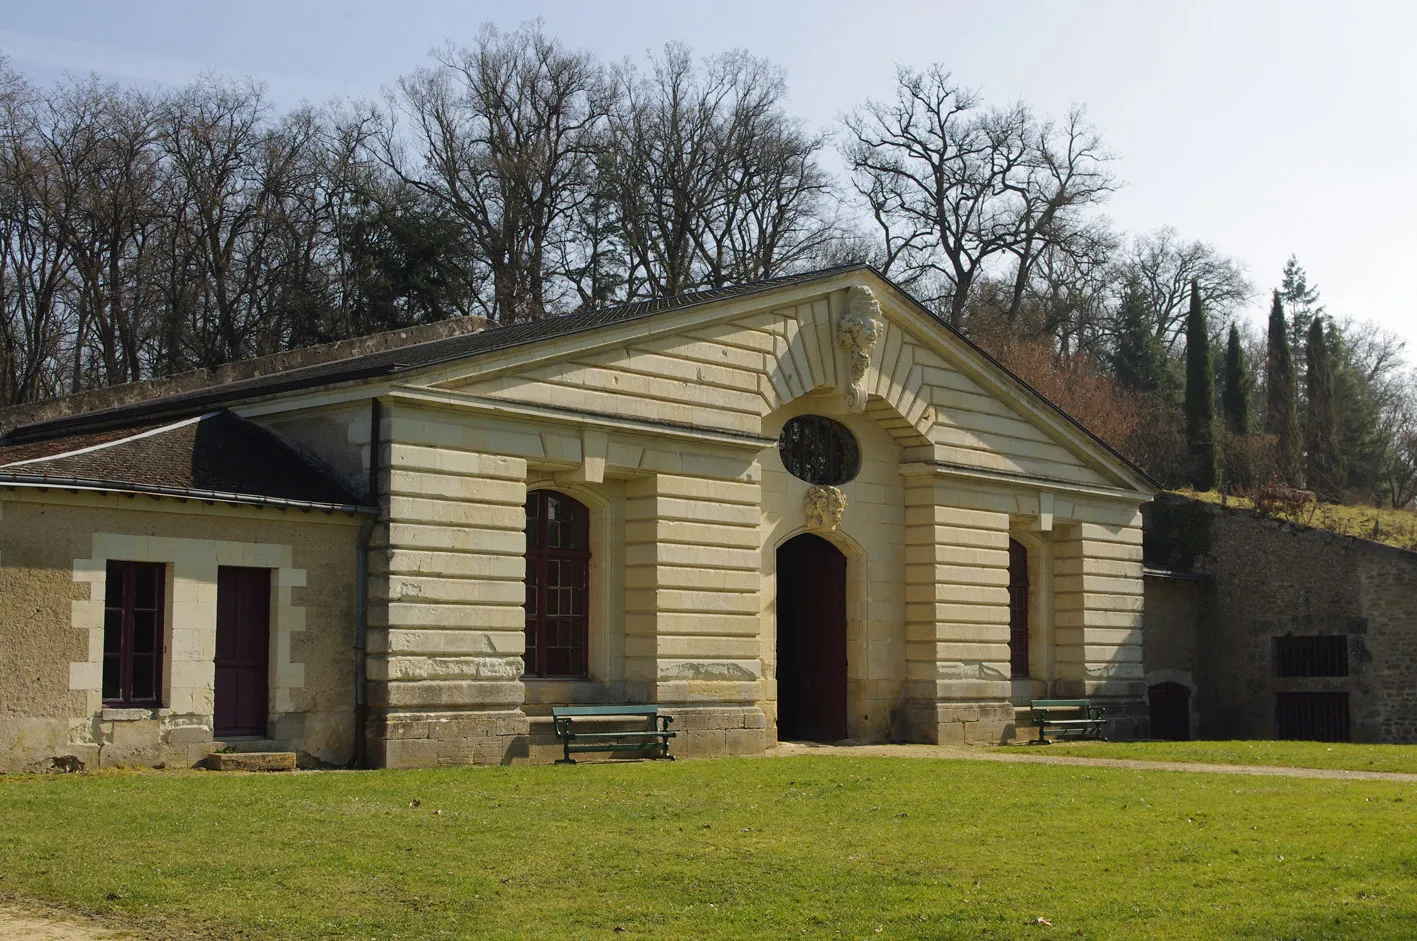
[1275, 692, 1350, 742]
[1273, 635, 1348, 677]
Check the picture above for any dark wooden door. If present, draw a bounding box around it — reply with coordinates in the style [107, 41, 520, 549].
[776, 533, 847, 742]
[1148, 682, 1191, 740]
[215, 566, 271, 737]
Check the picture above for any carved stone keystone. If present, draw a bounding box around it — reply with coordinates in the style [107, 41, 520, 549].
[837, 285, 883, 412]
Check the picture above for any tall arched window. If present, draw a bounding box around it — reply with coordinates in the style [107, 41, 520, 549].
[524, 490, 590, 678]
[1008, 539, 1030, 678]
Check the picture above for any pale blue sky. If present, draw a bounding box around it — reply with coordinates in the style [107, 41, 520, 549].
[2, 0, 1413, 347]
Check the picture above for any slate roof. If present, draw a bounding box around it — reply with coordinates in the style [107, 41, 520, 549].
[3, 265, 873, 445]
[0, 410, 370, 511]
[0, 264, 1156, 490]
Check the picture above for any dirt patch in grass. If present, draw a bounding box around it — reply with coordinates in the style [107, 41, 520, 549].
[0, 906, 132, 940]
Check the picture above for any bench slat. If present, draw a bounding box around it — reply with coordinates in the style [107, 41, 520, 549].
[552, 706, 660, 718]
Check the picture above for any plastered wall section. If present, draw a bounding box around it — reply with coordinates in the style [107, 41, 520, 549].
[0, 493, 359, 771]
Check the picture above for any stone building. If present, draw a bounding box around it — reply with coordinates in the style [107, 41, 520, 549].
[0, 266, 1155, 771]
[1143, 494, 1417, 744]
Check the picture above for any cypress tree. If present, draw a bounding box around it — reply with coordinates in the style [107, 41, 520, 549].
[1184, 279, 1219, 490]
[1264, 290, 1300, 485]
[1111, 278, 1168, 395]
[1221, 323, 1250, 434]
[1305, 317, 1343, 501]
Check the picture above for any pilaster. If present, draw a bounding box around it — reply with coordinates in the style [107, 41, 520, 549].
[898, 472, 1014, 744]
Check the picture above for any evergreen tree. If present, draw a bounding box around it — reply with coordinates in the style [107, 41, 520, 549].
[1264, 290, 1301, 484]
[1305, 316, 1344, 501]
[1281, 255, 1324, 355]
[1222, 323, 1250, 434]
[1184, 279, 1219, 490]
[1111, 278, 1170, 395]
[1328, 321, 1383, 499]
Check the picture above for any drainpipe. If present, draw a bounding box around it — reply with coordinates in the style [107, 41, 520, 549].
[354, 398, 383, 768]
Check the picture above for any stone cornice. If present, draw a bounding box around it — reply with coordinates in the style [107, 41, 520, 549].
[387, 386, 778, 451]
[897, 460, 1150, 503]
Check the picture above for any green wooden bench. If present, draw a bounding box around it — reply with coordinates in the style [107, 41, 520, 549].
[1029, 699, 1107, 744]
[551, 705, 676, 765]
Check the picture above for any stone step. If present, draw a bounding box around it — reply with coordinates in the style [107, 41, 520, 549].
[211, 738, 281, 753]
[207, 751, 297, 772]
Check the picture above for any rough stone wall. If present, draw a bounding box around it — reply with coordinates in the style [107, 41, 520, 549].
[0, 493, 359, 771]
[1145, 495, 1417, 743]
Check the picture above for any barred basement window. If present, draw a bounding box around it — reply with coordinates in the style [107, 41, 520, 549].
[1275, 692, 1350, 742]
[103, 560, 165, 706]
[778, 415, 860, 485]
[1273, 635, 1349, 677]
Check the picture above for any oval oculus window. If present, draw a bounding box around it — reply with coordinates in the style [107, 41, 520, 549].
[778, 415, 861, 485]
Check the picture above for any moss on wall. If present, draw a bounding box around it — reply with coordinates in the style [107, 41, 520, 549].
[1144, 495, 1213, 571]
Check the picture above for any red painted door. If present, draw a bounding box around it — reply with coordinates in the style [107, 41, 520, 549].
[215, 566, 271, 737]
[776, 533, 848, 742]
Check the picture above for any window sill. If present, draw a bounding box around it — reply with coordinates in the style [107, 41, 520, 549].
[523, 678, 608, 706]
[101, 706, 164, 721]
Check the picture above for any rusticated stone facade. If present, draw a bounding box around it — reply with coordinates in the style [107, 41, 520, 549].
[1145, 494, 1417, 743]
[1, 269, 1156, 770]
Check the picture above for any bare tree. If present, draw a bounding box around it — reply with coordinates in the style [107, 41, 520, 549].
[1112, 227, 1251, 350]
[598, 45, 834, 301]
[842, 66, 1114, 328]
[41, 79, 162, 386]
[0, 62, 77, 403]
[380, 23, 610, 321]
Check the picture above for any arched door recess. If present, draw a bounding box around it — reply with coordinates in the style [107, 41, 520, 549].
[1149, 682, 1191, 741]
[776, 533, 847, 742]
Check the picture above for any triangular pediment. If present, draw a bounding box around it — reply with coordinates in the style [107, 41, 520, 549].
[414, 270, 1152, 495]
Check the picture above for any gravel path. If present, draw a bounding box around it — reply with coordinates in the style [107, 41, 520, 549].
[768, 741, 1417, 782]
[0, 907, 132, 940]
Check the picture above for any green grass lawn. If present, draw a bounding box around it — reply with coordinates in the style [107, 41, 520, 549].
[992, 740, 1417, 775]
[3, 756, 1416, 940]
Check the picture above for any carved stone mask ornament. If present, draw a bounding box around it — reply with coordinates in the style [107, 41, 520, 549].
[837, 285, 883, 412]
[804, 484, 846, 532]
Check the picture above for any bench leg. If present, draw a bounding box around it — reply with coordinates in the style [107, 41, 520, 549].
[557, 726, 576, 764]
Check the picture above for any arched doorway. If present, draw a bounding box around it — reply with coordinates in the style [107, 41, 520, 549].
[1149, 682, 1191, 740]
[776, 533, 847, 742]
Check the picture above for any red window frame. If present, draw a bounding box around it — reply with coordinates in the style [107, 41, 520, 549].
[523, 491, 591, 679]
[102, 560, 165, 706]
